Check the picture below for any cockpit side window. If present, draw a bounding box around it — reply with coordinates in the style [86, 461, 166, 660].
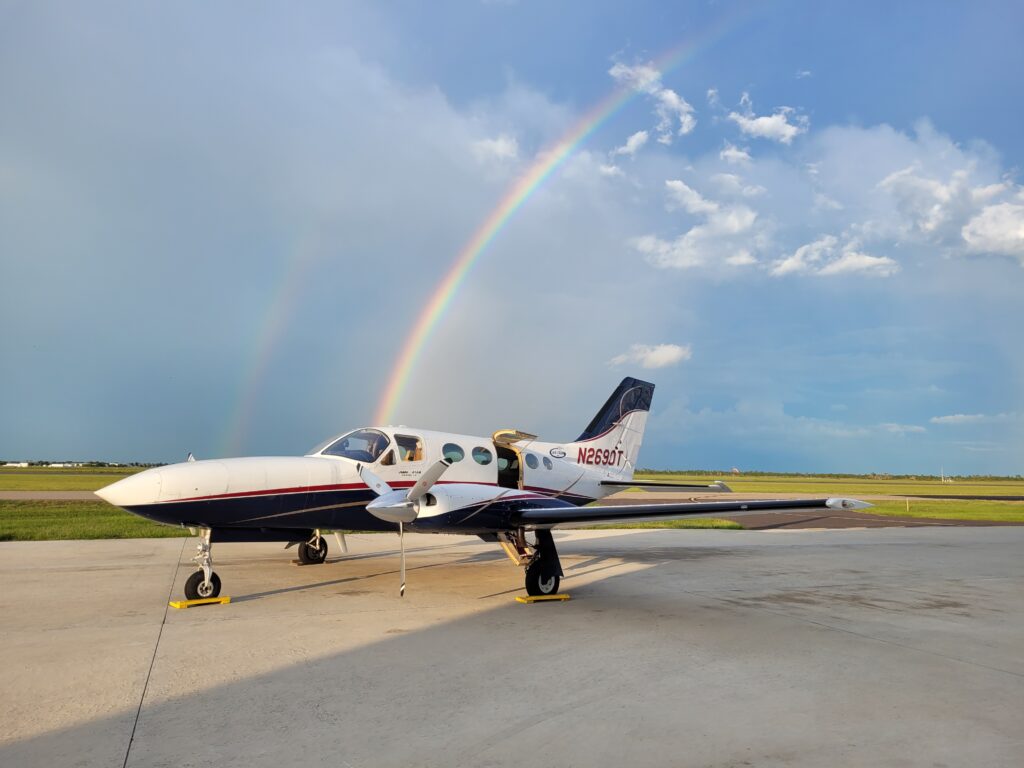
[322, 429, 390, 462]
[395, 434, 424, 462]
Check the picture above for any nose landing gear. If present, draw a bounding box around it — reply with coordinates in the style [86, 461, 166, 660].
[297, 530, 329, 564]
[183, 528, 221, 600]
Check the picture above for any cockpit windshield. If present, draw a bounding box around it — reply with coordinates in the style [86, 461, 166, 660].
[319, 429, 390, 462]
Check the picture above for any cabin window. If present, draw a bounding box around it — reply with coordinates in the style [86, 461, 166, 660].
[322, 429, 390, 462]
[442, 443, 465, 462]
[395, 434, 424, 462]
[472, 446, 493, 465]
[542, 456, 553, 470]
[524, 453, 539, 469]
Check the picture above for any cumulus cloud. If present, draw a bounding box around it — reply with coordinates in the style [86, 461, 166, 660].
[961, 202, 1024, 264]
[770, 235, 838, 276]
[665, 179, 719, 215]
[598, 163, 624, 178]
[771, 236, 899, 277]
[613, 130, 649, 157]
[610, 343, 692, 369]
[471, 134, 519, 163]
[609, 62, 696, 144]
[817, 250, 899, 277]
[728, 93, 808, 144]
[719, 142, 751, 165]
[795, 70, 813, 79]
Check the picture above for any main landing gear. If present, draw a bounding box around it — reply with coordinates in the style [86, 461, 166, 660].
[498, 528, 563, 596]
[184, 528, 221, 600]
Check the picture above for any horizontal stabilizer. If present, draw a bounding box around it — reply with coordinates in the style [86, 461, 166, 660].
[600, 480, 732, 492]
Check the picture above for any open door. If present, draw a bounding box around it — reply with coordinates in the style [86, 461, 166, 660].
[492, 429, 536, 490]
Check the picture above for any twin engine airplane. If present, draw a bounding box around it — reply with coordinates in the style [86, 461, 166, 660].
[96, 377, 869, 600]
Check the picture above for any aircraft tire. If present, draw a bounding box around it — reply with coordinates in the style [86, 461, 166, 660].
[525, 561, 560, 596]
[298, 537, 329, 565]
[184, 570, 222, 600]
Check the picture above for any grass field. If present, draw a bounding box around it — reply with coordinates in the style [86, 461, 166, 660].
[2, 468, 1022, 540]
[861, 499, 1024, 522]
[0, 467, 139, 491]
[0, 501, 188, 541]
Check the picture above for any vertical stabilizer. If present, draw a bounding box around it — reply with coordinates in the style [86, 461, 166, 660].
[566, 377, 654, 480]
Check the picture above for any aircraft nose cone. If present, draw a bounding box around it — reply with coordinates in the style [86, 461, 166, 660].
[95, 469, 162, 508]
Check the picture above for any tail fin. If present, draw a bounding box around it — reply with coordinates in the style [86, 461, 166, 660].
[567, 377, 654, 479]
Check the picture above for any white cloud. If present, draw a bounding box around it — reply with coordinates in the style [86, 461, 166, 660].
[610, 343, 692, 369]
[665, 179, 718, 215]
[706, 88, 721, 108]
[770, 235, 838, 276]
[771, 236, 899, 277]
[598, 163, 624, 178]
[711, 173, 765, 197]
[728, 93, 808, 144]
[961, 202, 1024, 265]
[719, 142, 751, 165]
[930, 412, 1017, 425]
[471, 134, 518, 163]
[726, 249, 756, 266]
[613, 130, 649, 157]
[796, 70, 813, 79]
[609, 62, 696, 144]
[880, 423, 926, 434]
[817, 250, 899, 277]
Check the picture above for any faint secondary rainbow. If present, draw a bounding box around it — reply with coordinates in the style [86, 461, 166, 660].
[374, 19, 743, 425]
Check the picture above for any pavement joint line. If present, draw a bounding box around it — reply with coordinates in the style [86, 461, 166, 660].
[692, 587, 1024, 680]
[121, 536, 188, 768]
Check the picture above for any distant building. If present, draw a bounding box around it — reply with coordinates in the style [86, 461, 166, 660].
[4, 462, 29, 468]
[731, 467, 741, 475]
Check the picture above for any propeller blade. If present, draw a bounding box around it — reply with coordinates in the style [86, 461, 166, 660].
[358, 463, 394, 496]
[399, 521, 406, 597]
[406, 458, 452, 502]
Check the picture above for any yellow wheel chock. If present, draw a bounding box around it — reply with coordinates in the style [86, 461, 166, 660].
[515, 594, 571, 603]
[168, 596, 231, 609]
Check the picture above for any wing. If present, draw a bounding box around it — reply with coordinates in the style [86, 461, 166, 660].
[511, 497, 871, 529]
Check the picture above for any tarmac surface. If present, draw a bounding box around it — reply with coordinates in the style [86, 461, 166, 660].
[2, 528, 1022, 767]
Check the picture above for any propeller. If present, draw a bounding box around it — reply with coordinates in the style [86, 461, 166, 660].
[357, 458, 452, 596]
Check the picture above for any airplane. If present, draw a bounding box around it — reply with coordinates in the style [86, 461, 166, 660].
[95, 377, 870, 600]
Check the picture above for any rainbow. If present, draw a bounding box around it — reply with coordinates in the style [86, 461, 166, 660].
[374, 19, 744, 425]
[223, 12, 752, 453]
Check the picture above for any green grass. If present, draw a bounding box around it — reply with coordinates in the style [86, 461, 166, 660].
[0, 467, 140, 491]
[0, 501, 188, 541]
[863, 499, 1024, 523]
[634, 472, 1024, 498]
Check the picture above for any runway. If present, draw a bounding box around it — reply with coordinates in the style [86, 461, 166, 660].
[1, 528, 1022, 767]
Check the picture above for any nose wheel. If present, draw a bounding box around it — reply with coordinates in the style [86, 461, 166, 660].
[297, 532, 329, 564]
[183, 528, 221, 600]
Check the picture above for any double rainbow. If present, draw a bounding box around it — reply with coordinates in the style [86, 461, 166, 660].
[374, 23, 741, 425]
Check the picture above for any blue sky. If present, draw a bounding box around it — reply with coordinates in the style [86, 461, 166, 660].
[1, 1, 1022, 473]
